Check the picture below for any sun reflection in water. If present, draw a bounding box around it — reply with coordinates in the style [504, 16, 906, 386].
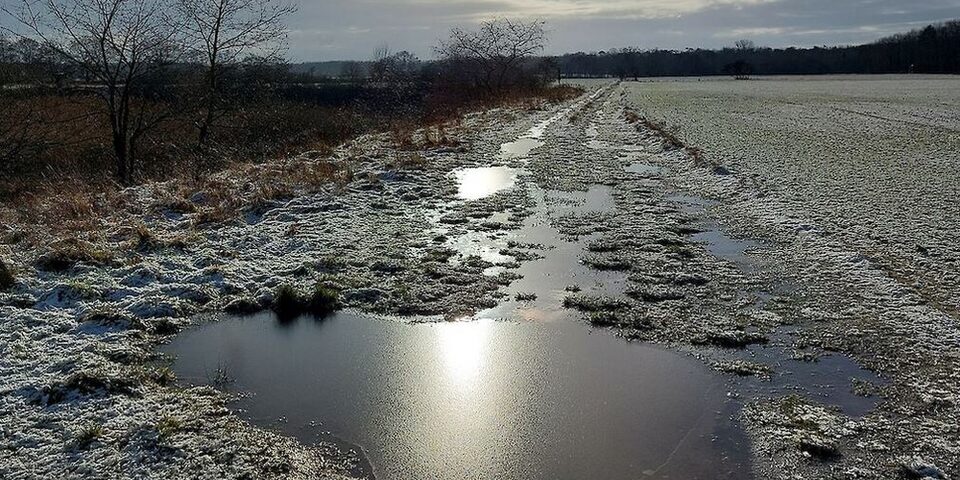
[454, 167, 516, 200]
[437, 320, 493, 388]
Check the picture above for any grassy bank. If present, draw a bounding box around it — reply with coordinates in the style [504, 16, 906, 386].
[0, 83, 581, 264]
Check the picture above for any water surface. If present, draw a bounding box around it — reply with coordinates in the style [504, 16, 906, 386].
[164, 313, 749, 480]
[453, 166, 517, 200]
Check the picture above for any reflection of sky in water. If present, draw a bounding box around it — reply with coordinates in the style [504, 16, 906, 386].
[164, 313, 744, 480]
[499, 137, 543, 159]
[454, 166, 517, 200]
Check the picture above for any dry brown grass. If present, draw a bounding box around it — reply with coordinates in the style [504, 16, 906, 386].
[1, 83, 586, 270]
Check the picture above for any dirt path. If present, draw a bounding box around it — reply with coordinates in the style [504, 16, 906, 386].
[1, 83, 956, 479]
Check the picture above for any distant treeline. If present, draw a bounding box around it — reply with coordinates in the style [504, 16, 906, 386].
[554, 20, 960, 78]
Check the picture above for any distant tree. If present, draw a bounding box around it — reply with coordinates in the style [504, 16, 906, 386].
[369, 45, 420, 84]
[5, 0, 184, 185]
[175, 0, 296, 148]
[735, 39, 757, 51]
[435, 18, 547, 92]
[369, 43, 391, 82]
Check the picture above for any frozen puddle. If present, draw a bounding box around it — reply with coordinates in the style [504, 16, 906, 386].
[738, 329, 885, 417]
[163, 116, 754, 479]
[453, 166, 517, 200]
[691, 229, 761, 272]
[666, 193, 761, 271]
[474, 185, 625, 322]
[163, 313, 749, 480]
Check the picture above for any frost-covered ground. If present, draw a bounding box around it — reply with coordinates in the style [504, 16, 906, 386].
[620, 75, 960, 479]
[1, 77, 957, 479]
[0, 97, 559, 478]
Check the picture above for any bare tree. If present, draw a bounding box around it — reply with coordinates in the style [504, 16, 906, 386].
[340, 61, 366, 83]
[175, 0, 296, 147]
[436, 18, 547, 92]
[368, 42, 391, 82]
[4, 0, 183, 185]
[734, 39, 756, 51]
[369, 45, 420, 84]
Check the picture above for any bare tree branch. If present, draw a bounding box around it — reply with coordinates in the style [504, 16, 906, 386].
[175, 0, 296, 147]
[435, 18, 547, 92]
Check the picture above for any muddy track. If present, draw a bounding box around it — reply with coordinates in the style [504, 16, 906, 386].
[439, 82, 957, 479]
[1, 83, 956, 479]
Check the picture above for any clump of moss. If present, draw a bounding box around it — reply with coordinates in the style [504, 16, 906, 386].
[695, 329, 769, 349]
[627, 287, 685, 303]
[562, 295, 628, 312]
[713, 360, 771, 377]
[0, 258, 14, 291]
[582, 255, 632, 272]
[588, 311, 621, 327]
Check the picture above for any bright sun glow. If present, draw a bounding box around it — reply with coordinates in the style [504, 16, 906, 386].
[437, 320, 493, 387]
[455, 167, 517, 200]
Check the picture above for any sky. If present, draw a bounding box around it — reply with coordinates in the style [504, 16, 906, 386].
[2, 0, 959, 61]
[286, 0, 960, 61]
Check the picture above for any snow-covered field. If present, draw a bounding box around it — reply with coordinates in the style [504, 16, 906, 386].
[622, 75, 960, 479]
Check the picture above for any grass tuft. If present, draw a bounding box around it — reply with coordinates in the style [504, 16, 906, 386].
[0, 258, 14, 291]
[156, 416, 183, 442]
[308, 284, 341, 317]
[35, 238, 112, 272]
[272, 282, 341, 320]
[272, 284, 304, 319]
[73, 424, 105, 450]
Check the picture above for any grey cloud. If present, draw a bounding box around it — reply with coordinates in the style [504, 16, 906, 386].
[1, 0, 958, 60]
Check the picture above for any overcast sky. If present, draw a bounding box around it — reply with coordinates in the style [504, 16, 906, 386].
[284, 0, 960, 61]
[2, 0, 959, 61]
